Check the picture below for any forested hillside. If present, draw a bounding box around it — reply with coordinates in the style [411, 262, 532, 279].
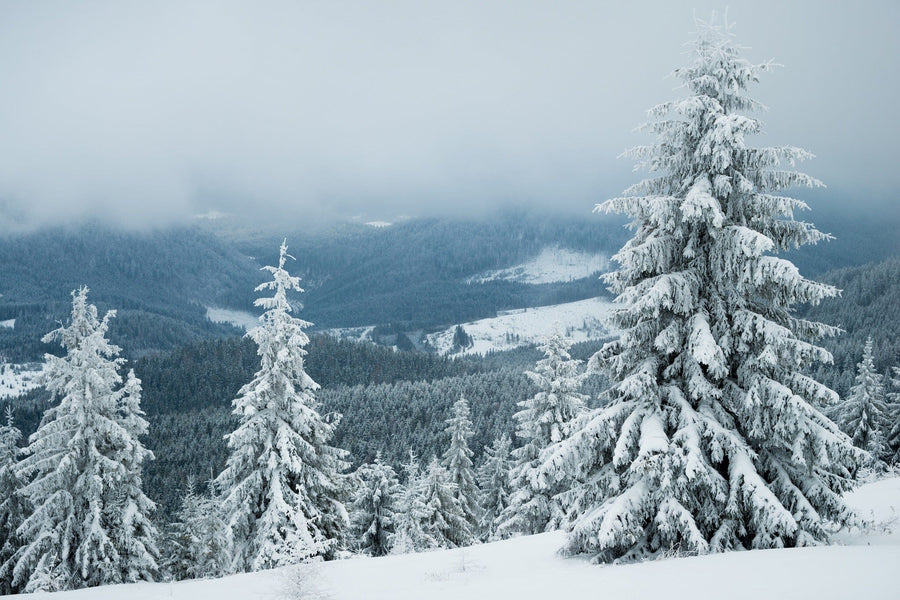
[785, 202, 900, 277]
[1, 217, 897, 520]
[0, 225, 261, 359]
[234, 212, 626, 329]
[804, 256, 900, 396]
[1, 207, 895, 363]
[0, 214, 623, 360]
[6, 333, 606, 517]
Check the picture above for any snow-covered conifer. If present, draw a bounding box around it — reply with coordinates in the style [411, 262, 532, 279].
[442, 396, 480, 532]
[833, 338, 888, 461]
[499, 330, 585, 536]
[539, 18, 865, 562]
[12, 288, 158, 591]
[163, 478, 232, 581]
[215, 241, 348, 572]
[419, 458, 472, 548]
[349, 453, 401, 557]
[476, 435, 513, 541]
[108, 369, 160, 583]
[392, 450, 436, 554]
[0, 407, 26, 594]
[164, 479, 201, 581]
[883, 367, 900, 464]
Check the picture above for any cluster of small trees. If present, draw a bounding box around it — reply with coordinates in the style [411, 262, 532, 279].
[831, 337, 900, 464]
[343, 330, 589, 556]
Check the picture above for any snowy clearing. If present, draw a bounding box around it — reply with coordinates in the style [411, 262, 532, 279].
[205, 307, 259, 331]
[425, 297, 617, 355]
[0, 362, 42, 401]
[0, 318, 14, 329]
[323, 325, 376, 343]
[364, 221, 392, 228]
[469, 246, 609, 285]
[33, 476, 900, 600]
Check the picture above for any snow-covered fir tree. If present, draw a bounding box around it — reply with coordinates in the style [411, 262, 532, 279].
[215, 241, 348, 572]
[108, 369, 160, 583]
[476, 435, 513, 541]
[418, 458, 473, 549]
[884, 367, 900, 464]
[163, 478, 232, 581]
[538, 18, 865, 562]
[832, 338, 888, 461]
[392, 450, 437, 554]
[349, 453, 401, 557]
[498, 329, 586, 537]
[0, 407, 26, 594]
[11, 288, 158, 591]
[442, 396, 480, 532]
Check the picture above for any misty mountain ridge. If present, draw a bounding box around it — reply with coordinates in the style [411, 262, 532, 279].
[0, 206, 895, 363]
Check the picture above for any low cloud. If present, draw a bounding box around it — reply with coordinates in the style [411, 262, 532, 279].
[0, 0, 896, 229]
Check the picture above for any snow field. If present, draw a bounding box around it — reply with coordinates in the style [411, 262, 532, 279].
[425, 297, 617, 355]
[205, 307, 259, 332]
[469, 246, 609, 285]
[0, 363, 42, 401]
[34, 476, 900, 600]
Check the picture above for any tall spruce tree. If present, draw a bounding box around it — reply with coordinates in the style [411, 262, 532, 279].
[215, 241, 348, 572]
[539, 18, 865, 562]
[832, 338, 888, 461]
[499, 329, 586, 537]
[12, 288, 158, 591]
[442, 396, 480, 533]
[349, 453, 401, 557]
[0, 407, 26, 594]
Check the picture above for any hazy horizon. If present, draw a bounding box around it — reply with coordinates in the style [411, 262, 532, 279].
[0, 0, 897, 230]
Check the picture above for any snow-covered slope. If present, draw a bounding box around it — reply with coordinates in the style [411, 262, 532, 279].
[469, 246, 609, 284]
[425, 297, 616, 355]
[205, 307, 259, 331]
[34, 477, 900, 599]
[0, 362, 42, 400]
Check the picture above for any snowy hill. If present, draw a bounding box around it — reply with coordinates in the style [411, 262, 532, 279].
[469, 246, 609, 285]
[0, 362, 42, 400]
[425, 297, 617, 355]
[34, 477, 900, 599]
[205, 306, 259, 331]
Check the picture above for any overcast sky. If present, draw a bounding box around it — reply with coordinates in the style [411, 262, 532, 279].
[0, 0, 896, 229]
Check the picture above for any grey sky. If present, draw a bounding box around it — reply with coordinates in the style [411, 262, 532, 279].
[0, 0, 896, 228]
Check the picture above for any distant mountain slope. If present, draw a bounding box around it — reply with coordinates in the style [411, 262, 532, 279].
[468, 246, 609, 284]
[237, 212, 628, 329]
[803, 256, 900, 396]
[0, 225, 264, 359]
[423, 297, 616, 355]
[785, 202, 900, 277]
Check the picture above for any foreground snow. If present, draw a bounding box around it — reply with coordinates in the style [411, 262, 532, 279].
[425, 297, 616, 355]
[32, 477, 900, 599]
